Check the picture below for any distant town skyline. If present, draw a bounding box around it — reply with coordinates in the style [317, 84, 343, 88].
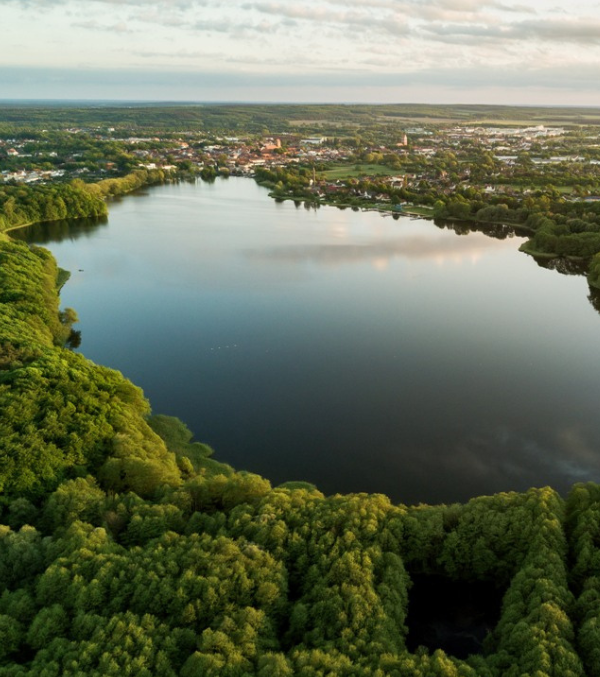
[3, 0, 600, 105]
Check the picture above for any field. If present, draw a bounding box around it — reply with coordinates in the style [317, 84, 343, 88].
[323, 164, 401, 179]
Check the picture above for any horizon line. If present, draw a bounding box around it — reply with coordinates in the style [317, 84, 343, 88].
[1, 99, 600, 110]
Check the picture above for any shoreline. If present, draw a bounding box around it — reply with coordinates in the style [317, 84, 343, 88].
[4, 175, 592, 291]
[0, 169, 181, 237]
[519, 241, 590, 262]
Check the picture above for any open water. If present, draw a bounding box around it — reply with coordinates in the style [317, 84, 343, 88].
[16, 177, 600, 504]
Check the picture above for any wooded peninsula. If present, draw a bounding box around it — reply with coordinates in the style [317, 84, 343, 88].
[2, 103, 600, 676]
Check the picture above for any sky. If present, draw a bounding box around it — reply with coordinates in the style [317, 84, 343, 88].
[2, 0, 600, 105]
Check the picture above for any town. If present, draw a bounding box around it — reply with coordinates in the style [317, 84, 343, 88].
[3, 118, 600, 210]
[3, 104, 600, 276]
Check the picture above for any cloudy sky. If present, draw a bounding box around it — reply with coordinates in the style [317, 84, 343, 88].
[2, 0, 600, 104]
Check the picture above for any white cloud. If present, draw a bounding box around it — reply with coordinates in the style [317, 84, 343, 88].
[245, 1, 408, 35]
[1, 0, 599, 103]
[73, 20, 135, 33]
[423, 16, 600, 45]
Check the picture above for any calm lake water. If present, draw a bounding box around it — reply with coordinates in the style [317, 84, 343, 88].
[15, 178, 600, 504]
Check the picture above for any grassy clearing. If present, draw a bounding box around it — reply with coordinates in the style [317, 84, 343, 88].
[402, 205, 434, 216]
[519, 241, 587, 261]
[277, 480, 321, 492]
[56, 267, 71, 292]
[488, 183, 574, 195]
[148, 414, 233, 476]
[289, 119, 355, 127]
[323, 164, 400, 180]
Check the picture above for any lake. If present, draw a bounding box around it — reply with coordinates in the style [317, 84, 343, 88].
[15, 177, 600, 504]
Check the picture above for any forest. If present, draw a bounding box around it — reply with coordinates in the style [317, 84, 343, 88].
[1, 235, 600, 675]
[2, 102, 600, 134]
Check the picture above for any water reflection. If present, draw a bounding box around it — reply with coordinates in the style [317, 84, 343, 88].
[352, 420, 600, 505]
[587, 287, 600, 315]
[245, 233, 518, 268]
[532, 255, 590, 277]
[433, 218, 527, 240]
[528, 253, 599, 316]
[10, 215, 108, 244]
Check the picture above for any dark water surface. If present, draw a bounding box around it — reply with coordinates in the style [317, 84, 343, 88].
[15, 178, 600, 504]
[406, 575, 503, 659]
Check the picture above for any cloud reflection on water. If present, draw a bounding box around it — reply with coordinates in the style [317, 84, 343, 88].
[374, 422, 600, 504]
[245, 232, 520, 269]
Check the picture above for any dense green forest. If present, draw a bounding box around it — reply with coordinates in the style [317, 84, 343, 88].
[1, 236, 600, 674]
